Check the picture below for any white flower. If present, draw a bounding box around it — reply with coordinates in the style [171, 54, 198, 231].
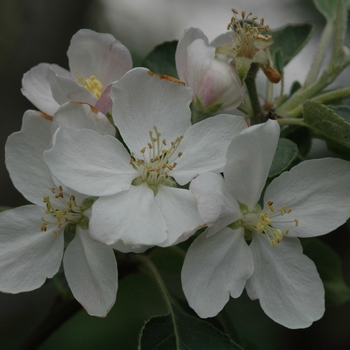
[0, 104, 117, 317]
[21, 29, 132, 115]
[44, 67, 248, 249]
[215, 9, 280, 83]
[176, 28, 244, 113]
[182, 119, 350, 328]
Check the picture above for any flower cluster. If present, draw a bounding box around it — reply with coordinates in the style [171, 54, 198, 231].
[1, 12, 350, 333]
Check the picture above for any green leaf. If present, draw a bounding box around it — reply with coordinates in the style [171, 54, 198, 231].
[268, 138, 298, 178]
[289, 81, 302, 95]
[141, 41, 178, 78]
[39, 270, 168, 350]
[273, 48, 284, 79]
[312, 0, 339, 21]
[329, 105, 350, 123]
[302, 238, 350, 306]
[280, 125, 313, 157]
[138, 300, 243, 350]
[303, 100, 350, 149]
[270, 23, 314, 66]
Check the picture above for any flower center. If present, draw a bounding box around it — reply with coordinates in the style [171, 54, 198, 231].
[76, 74, 103, 98]
[240, 200, 299, 247]
[130, 126, 183, 195]
[227, 8, 270, 59]
[40, 186, 91, 237]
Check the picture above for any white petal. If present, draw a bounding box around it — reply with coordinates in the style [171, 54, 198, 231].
[210, 32, 233, 47]
[53, 102, 116, 136]
[5, 110, 56, 204]
[44, 127, 137, 196]
[154, 186, 204, 246]
[265, 158, 350, 237]
[89, 184, 167, 246]
[182, 227, 254, 318]
[178, 38, 215, 95]
[189, 172, 241, 236]
[48, 67, 96, 106]
[246, 235, 325, 329]
[0, 205, 64, 293]
[111, 240, 151, 254]
[178, 38, 243, 110]
[63, 227, 118, 317]
[68, 29, 132, 87]
[111, 68, 192, 159]
[224, 119, 280, 210]
[21, 63, 64, 115]
[176, 28, 209, 82]
[173, 114, 248, 185]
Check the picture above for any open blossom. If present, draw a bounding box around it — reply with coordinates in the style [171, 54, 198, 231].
[0, 104, 118, 317]
[216, 9, 280, 83]
[21, 29, 132, 116]
[182, 120, 350, 328]
[44, 67, 248, 250]
[176, 28, 244, 115]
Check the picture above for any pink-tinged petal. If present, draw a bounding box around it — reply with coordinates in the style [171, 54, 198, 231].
[5, 110, 56, 205]
[197, 56, 244, 110]
[95, 84, 113, 114]
[224, 119, 280, 210]
[53, 102, 115, 136]
[210, 32, 233, 47]
[264, 158, 350, 238]
[48, 67, 96, 106]
[178, 38, 214, 94]
[182, 227, 253, 318]
[68, 29, 132, 87]
[21, 63, 61, 115]
[63, 227, 118, 317]
[89, 184, 167, 246]
[0, 205, 64, 293]
[111, 68, 192, 159]
[176, 28, 209, 82]
[154, 186, 204, 247]
[190, 172, 241, 236]
[44, 128, 137, 196]
[173, 114, 248, 185]
[246, 235, 325, 329]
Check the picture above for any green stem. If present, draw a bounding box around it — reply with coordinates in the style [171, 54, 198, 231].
[245, 63, 264, 124]
[135, 254, 175, 319]
[277, 1, 350, 118]
[277, 118, 307, 126]
[280, 87, 350, 118]
[313, 87, 350, 103]
[304, 21, 334, 88]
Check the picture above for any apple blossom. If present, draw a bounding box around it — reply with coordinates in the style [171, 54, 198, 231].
[44, 67, 248, 250]
[176, 28, 244, 121]
[21, 29, 132, 115]
[182, 119, 350, 328]
[216, 9, 280, 83]
[0, 104, 118, 317]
